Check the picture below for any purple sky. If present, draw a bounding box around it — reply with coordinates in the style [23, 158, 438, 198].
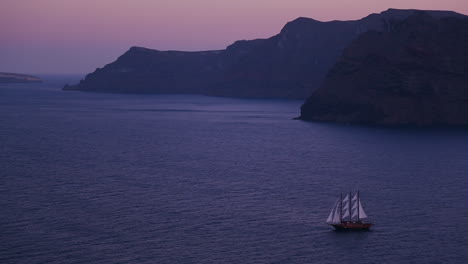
[1, 0, 467, 74]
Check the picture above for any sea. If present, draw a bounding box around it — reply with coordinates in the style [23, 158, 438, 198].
[1, 76, 468, 264]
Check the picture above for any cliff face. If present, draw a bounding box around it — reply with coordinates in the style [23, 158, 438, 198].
[300, 12, 468, 125]
[65, 9, 465, 99]
[0, 72, 42, 83]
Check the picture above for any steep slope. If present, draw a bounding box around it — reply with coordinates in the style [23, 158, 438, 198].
[300, 12, 468, 125]
[65, 9, 465, 99]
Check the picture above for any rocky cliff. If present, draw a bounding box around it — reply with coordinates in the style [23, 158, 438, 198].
[64, 9, 465, 99]
[300, 12, 468, 125]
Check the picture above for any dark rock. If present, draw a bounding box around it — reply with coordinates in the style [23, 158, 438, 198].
[300, 11, 468, 126]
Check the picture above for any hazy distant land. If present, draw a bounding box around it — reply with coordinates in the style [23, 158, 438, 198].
[0, 72, 42, 84]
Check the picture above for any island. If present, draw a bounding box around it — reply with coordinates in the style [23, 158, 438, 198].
[0, 72, 42, 83]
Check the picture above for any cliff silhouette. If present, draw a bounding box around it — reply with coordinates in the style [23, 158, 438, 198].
[300, 11, 468, 125]
[65, 9, 465, 99]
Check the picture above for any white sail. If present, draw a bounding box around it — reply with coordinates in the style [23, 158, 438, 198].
[358, 200, 368, 219]
[351, 193, 359, 218]
[351, 207, 359, 218]
[326, 198, 339, 223]
[332, 203, 341, 223]
[351, 193, 358, 207]
[341, 194, 350, 219]
[327, 191, 371, 226]
[342, 194, 349, 203]
[342, 210, 349, 219]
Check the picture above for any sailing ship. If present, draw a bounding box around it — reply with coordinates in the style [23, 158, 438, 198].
[326, 191, 373, 230]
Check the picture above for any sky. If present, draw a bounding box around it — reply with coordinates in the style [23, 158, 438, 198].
[1, 0, 468, 74]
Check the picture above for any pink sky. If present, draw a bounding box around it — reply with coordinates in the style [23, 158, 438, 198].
[1, 0, 467, 74]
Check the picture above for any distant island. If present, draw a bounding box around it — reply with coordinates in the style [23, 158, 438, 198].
[299, 11, 468, 126]
[64, 8, 465, 99]
[0, 72, 42, 84]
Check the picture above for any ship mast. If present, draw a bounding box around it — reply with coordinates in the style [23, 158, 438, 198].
[349, 191, 352, 222]
[357, 190, 360, 222]
[340, 193, 343, 223]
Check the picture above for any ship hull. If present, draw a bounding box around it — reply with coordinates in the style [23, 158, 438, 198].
[331, 221, 372, 231]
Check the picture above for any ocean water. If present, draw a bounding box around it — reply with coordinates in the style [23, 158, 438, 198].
[1, 76, 468, 264]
